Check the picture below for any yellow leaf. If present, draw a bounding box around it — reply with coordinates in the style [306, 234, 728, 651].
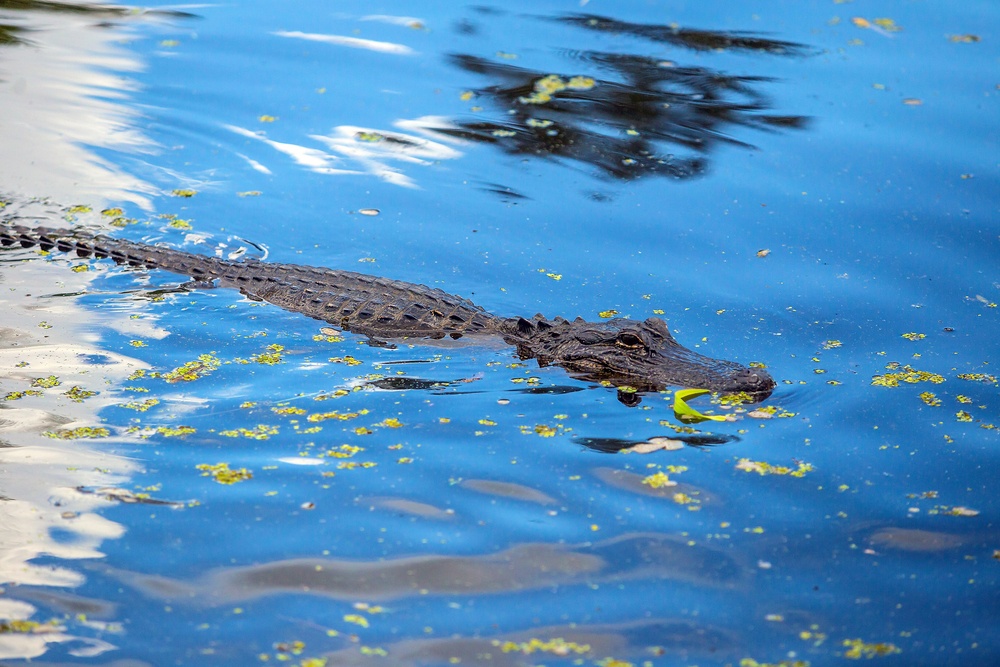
[673, 388, 730, 422]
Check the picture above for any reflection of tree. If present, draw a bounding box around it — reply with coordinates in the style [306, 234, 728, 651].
[0, 22, 27, 45]
[0, 1, 195, 207]
[437, 15, 809, 181]
[0, 0, 194, 17]
[0, 1, 195, 46]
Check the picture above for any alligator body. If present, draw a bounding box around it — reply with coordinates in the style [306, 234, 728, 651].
[0, 225, 775, 402]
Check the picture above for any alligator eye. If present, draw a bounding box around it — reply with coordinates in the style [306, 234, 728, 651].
[615, 332, 646, 349]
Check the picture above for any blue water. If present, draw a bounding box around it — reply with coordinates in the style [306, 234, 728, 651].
[1, 1, 998, 666]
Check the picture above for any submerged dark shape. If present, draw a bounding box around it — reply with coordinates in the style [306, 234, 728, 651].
[437, 15, 809, 181]
[1, 225, 775, 404]
[555, 13, 812, 55]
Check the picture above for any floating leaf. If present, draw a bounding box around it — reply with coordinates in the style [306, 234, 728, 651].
[673, 388, 731, 422]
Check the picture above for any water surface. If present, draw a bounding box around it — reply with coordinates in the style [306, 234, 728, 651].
[0, 1, 998, 666]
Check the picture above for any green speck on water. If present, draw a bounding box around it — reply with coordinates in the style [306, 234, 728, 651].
[120, 398, 160, 412]
[957, 373, 997, 383]
[919, 392, 942, 406]
[196, 462, 252, 484]
[642, 471, 676, 489]
[30, 376, 61, 389]
[251, 344, 285, 365]
[355, 131, 385, 142]
[163, 354, 221, 383]
[64, 386, 96, 402]
[272, 406, 307, 416]
[735, 458, 814, 477]
[0, 619, 65, 634]
[156, 425, 196, 437]
[3, 390, 43, 401]
[871, 363, 945, 387]
[218, 424, 279, 440]
[329, 355, 363, 366]
[842, 638, 901, 659]
[43, 426, 111, 440]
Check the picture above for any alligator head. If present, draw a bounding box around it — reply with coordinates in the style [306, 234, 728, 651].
[502, 315, 775, 405]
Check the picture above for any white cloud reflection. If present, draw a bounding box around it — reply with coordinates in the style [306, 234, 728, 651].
[0, 202, 148, 659]
[0, 5, 166, 209]
[227, 116, 464, 188]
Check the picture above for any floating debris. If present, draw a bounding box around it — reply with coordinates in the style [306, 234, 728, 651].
[197, 462, 253, 485]
[736, 458, 813, 477]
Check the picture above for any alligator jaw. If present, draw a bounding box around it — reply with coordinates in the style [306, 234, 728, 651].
[502, 315, 775, 403]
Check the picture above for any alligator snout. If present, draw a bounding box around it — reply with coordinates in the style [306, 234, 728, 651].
[725, 366, 776, 396]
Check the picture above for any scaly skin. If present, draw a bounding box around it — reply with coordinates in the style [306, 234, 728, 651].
[1, 225, 775, 402]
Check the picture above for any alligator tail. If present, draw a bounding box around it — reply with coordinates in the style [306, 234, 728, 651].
[0, 224, 229, 280]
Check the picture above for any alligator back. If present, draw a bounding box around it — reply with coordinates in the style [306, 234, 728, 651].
[1, 224, 776, 402]
[0, 226, 501, 339]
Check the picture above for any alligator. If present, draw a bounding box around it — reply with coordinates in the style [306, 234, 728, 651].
[0, 224, 775, 404]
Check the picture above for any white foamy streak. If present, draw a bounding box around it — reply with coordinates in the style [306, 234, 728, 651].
[274, 30, 415, 55]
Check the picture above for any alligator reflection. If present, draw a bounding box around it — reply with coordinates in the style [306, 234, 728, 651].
[363, 374, 589, 398]
[359, 378, 739, 447]
[576, 432, 738, 453]
[439, 14, 809, 180]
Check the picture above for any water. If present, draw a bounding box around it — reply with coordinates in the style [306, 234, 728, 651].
[1, 1, 998, 666]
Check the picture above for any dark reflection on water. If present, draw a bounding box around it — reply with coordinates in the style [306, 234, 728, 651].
[109, 533, 744, 605]
[592, 467, 722, 506]
[576, 432, 737, 453]
[313, 617, 738, 666]
[554, 13, 811, 55]
[436, 15, 809, 180]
